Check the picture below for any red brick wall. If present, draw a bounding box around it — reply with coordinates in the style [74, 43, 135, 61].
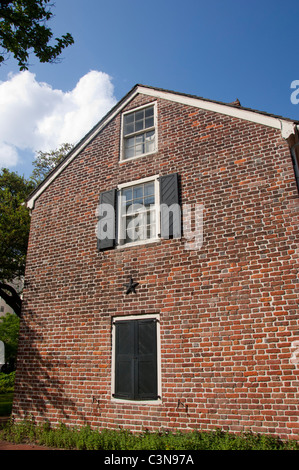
[12, 93, 299, 440]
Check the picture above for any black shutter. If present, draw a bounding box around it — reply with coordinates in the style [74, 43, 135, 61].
[291, 149, 299, 193]
[97, 189, 116, 250]
[114, 319, 158, 400]
[114, 321, 135, 399]
[136, 319, 158, 400]
[160, 173, 181, 239]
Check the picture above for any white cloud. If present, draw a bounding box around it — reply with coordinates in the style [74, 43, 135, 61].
[0, 70, 117, 168]
[0, 142, 19, 167]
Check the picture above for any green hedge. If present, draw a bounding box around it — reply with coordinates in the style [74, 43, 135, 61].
[0, 393, 13, 417]
[1, 419, 299, 450]
[0, 372, 15, 393]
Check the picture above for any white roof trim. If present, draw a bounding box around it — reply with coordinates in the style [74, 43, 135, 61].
[137, 86, 282, 130]
[280, 120, 297, 140]
[27, 89, 139, 209]
[27, 85, 297, 209]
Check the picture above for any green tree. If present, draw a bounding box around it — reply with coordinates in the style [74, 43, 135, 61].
[31, 142, 73, 186]
[0, 168, 34, 316]
[0, 313, 20, 371]
[0, 0, 74, 70]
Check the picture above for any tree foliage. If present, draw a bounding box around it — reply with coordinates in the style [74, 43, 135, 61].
[31, 142, 73, 185]
[0, 144, 73, 315]
[0, 169, 34, 316]
[0, 0, 74, 70]
[0, 313, 20, 371]
[0, 168, 34, 283]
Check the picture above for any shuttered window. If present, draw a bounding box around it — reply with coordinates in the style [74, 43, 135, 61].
[113, 317, 159, 401]
[96, 173, 181, 250]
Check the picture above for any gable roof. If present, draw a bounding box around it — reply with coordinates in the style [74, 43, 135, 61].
[27, 84, 299, 209]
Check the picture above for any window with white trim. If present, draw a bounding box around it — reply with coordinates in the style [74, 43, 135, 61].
[96, 173, 181, 251]
[121, 103, 157, 160]
[117, 176, 160, 247]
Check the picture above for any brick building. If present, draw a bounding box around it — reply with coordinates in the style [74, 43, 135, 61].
[12, 85, 299, 439]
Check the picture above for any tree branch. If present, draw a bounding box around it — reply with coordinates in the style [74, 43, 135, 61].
[0, 282, 22, 317]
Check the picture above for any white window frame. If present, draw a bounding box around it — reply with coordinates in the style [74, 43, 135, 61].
[120, 102, 158, 162]
[117, 175, 160, 248]
[111, 313, 162, 404]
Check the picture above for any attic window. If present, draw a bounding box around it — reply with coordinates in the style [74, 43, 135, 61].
[121, 103, 157, 160]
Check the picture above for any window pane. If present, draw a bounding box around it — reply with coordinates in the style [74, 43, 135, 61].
[145, 131, 155, 153]
[146, 141, 154, 154]
[126, 227, 136, 242]
[124, 113, 134, 124]
[124, 136, 135, 158]
[124, 122, 134, 135]
[120, 179, 157, 244]
[150, 222, 156, 238]
[135, 134, 144, 142]
[138, 225, 147, 240]
[145, 130, 155, 141]
[145, 117, 154, 128]
[125, 136, 135, 148]
[126, 210, 147, 241]
[125, 213, 137, 227]
[144, 182, 154, 196]
[135, 143, 144, 156]
[145, 107, 154, 118]
[124, 146, 135, 159]
[144, 195, 155, 207]
[126, 203, 134, 215]
[122, 187, 132, 202]
[135, 134, 144, 144]
[132, 200, 144, 212]
[135, 110, 144, 121]
[127, 225, 146, 242]
[133, 185, 143, 199]
[147, 209, 155, 225]
[135, 120, 144, 132]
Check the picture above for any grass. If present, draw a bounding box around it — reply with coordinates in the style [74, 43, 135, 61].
[1, 418, 298, 450]
[0, 393, 13, 417]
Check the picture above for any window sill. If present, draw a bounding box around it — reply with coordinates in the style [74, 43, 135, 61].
[111, 397, 162, 405]
[116, 238, 161, 250]
[119, 150, 157, 164]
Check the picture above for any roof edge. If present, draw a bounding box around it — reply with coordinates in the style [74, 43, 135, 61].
[27, 84, 140, 209]
[27, 84, 299, 209]
[137, 85, 298, 129]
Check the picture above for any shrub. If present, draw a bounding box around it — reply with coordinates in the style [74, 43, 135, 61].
[0, 372, 15, 393]
[0, 393, 13, 417]
[1, 420, 298, 450]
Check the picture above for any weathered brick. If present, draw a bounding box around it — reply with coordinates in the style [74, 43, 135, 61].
[12, 86, 299, 440]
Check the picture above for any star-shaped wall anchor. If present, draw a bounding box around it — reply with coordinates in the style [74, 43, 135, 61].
[124, 277, 139, 295]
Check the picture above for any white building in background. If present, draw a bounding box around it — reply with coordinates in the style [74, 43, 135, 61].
[0, 298, 15, 317]
[0, 279, 23, 317]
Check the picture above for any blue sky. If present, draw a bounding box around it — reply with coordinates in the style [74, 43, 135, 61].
[1, 0, 299, 178]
